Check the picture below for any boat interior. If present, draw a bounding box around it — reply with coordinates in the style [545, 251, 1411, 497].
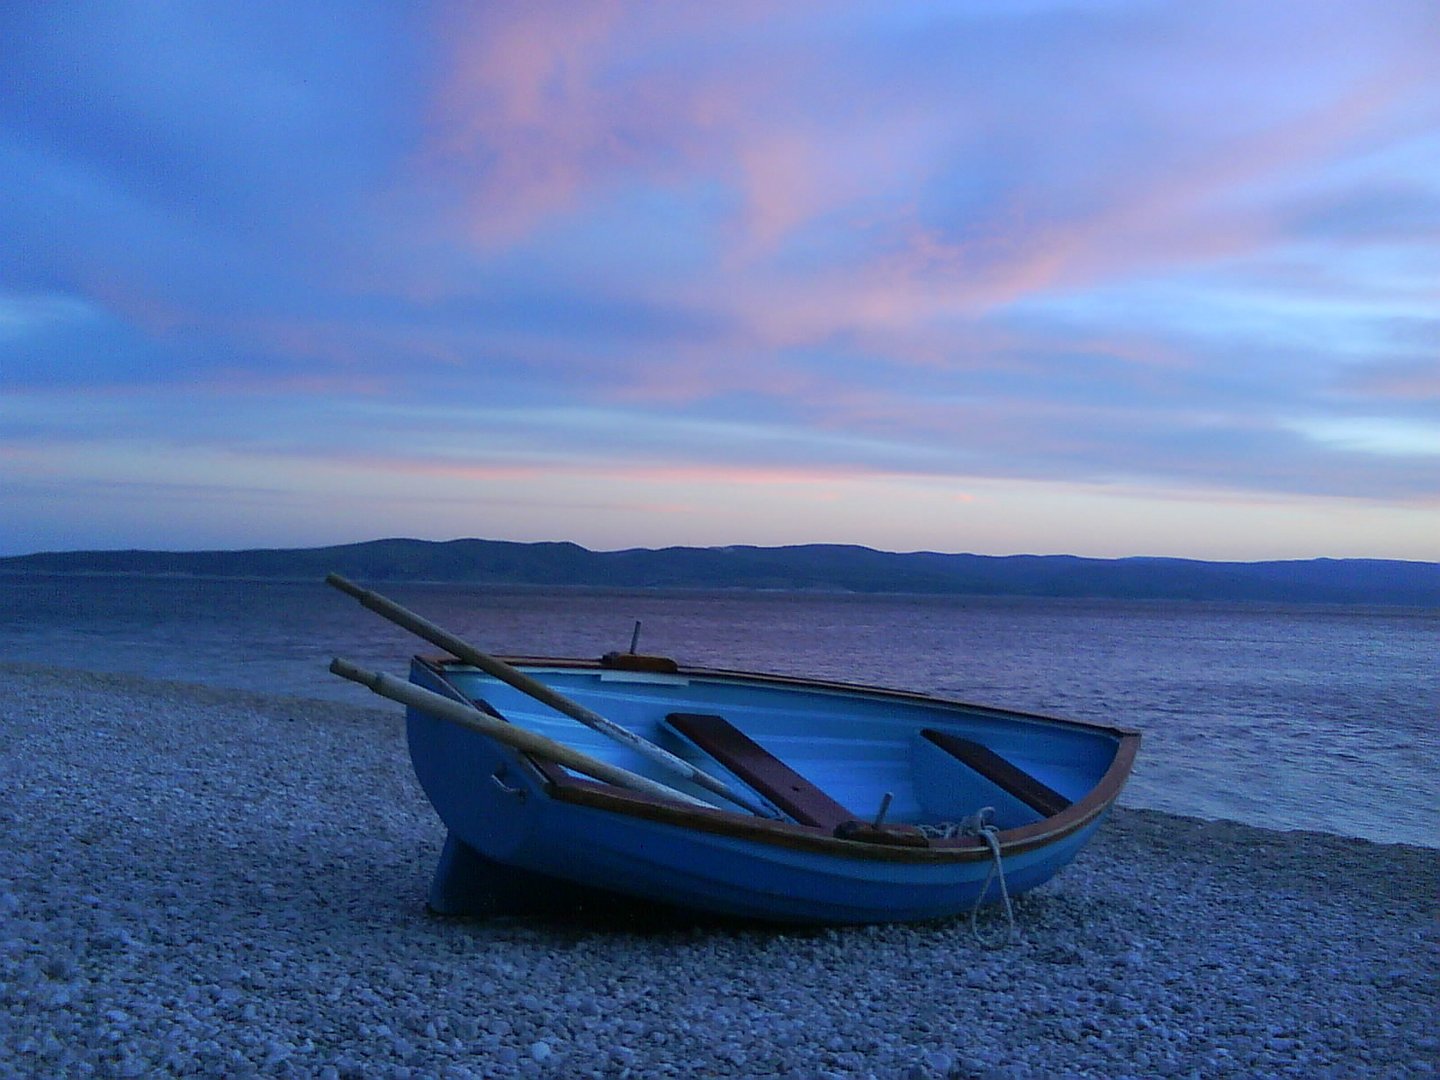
[425, 657, 1123, 836]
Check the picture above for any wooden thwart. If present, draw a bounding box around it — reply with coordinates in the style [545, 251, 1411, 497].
[920, 729, 1072, 818]
[664, 712, 855, 831]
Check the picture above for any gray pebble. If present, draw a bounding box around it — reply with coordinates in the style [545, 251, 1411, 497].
[1, 667, 1436, 1080]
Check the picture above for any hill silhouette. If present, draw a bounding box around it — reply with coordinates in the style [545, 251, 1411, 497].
[2, 538, 1437, 606]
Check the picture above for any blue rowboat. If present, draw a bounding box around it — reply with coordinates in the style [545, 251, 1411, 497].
[404, 651, 1139, 925]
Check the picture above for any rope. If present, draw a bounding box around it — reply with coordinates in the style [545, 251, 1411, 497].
[918, 807, 1016, 947]
[917, 806, 995, 840]
[970, 823, 1016, 948]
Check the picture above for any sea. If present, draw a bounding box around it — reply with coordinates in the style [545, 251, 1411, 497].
[2, 573, 1435, 849]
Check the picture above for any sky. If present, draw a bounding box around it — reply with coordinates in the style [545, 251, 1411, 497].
[2, 1, 1438, 562]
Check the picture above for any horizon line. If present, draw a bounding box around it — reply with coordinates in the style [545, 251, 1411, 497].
[2, 535, 1436, 568]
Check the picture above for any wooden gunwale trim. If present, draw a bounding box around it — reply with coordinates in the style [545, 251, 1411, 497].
[542, 777, 1122, 862]
[420, 656, 1141, 864]
[542, 729, 1139, 863]
[482, 655, 1143, 740]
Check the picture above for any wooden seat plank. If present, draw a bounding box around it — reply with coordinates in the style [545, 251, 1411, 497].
[920, 729, 1072, 818]
[664, 712, 854, 830]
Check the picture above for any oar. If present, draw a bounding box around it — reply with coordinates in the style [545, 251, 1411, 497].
[325, 573, 777, 818]
[329, 658, 711, 808]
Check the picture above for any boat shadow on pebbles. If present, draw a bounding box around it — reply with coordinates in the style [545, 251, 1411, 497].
[413, 878, 1061, 941]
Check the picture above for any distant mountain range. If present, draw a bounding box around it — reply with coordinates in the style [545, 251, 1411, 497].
[3, 538, 1438, 606]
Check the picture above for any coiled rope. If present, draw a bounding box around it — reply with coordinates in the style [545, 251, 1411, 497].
[919, 807, 1016, 947]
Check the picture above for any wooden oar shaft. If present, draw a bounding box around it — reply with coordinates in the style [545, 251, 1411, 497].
[329, 658, 711, 809]
[324, 574, 774, 817]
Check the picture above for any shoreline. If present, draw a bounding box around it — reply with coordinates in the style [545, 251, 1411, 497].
[3, 663, 1436, 1078]
[6, 568, 1438, 611]
[3, 659, 1433, 853]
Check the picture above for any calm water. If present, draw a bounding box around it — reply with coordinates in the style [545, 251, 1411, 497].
[2, 573, 1435, 848]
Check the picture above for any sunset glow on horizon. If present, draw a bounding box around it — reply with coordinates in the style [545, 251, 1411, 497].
[3, 2, 1437, 561]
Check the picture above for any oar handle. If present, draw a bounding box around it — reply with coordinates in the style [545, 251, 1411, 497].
[329, 657, 711, 808]
[324, 574, 776, 818]
[327, 573, 621, 727]
[325, 573, 367, 601]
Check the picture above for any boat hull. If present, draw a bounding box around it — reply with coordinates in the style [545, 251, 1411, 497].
[405, 656, 1138, 925]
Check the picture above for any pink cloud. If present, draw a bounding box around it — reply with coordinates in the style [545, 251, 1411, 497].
[619, 461, 883, 486]
[313, 446, 917, 493]
[418, 2, 630, 244]
[1342, 360, 1440, 403]
[190, 369, 395, 398]
[413, 3, 930, 256]
[732, 131, 822, 256]
[385, 0, 1440, 443]
[666, 59, 1438, 358]
[333, 454, 556, 482]
[82, 278, 194, 337]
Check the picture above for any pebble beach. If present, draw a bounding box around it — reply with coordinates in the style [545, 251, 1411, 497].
[2, 662, 1436, 1079]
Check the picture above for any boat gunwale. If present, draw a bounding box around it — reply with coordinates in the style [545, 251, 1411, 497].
[499, 654, 1142, 739]
[417, 655, 1141, 864]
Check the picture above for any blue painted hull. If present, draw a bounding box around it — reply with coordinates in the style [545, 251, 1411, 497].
[405, 657, 1139, 924]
